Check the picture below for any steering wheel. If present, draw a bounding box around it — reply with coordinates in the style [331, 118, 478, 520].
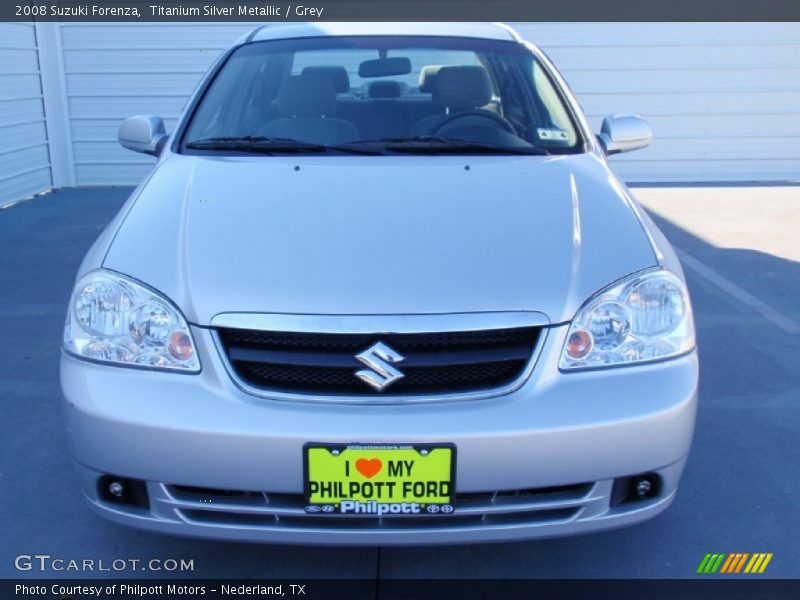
[431, 109, 517, 136]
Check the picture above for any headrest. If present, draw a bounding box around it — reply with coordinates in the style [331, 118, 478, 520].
[418, 65, 444, 93]
[276, 75, 337, 117]
[301, 66, 350, 93]
[368, 80, 403, 99]
[432, 66, 493, 111]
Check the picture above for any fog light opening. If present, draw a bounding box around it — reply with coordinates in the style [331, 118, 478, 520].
[98, 475, 150, 509]
[610, 473, 661, 506]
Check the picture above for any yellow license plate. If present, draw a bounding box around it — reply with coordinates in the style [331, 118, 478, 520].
[304, 444, 456, 516]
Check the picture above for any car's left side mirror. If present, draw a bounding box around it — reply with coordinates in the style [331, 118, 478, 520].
[118, 115, 168, 156]
[597, 114, 652, 155]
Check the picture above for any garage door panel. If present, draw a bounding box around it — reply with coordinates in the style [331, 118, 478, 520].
[633, 137, 800, 161]
[0, 23, 51, 206]
[563, 68, 800, 95]
[68, 96, 187, 119]
[0, 98, 48, 126]
[545, 44, 800, 70]
[71, 118, 179, 142]
[66, 72, 203, 96]
[61, 24, 252, 47]
[580, 91, 800, 116]
[0, 145, 50, 175]
[0, 49, 40, 75]
[0, 121, 49, 149]
[72, 141, 159, 164]
[0, 74, 44, 100]
[513, 23, 800, 46]
[620, 114, 800, 139]
[0, 168, 52, 206]
[0, 22, 38, 47]
[75, 162, 154, 185]
[63, 48, 221, 73]
[584, 113, 800, 139]
[612, 158, 800, 182]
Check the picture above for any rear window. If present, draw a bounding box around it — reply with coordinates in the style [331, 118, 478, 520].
[291, 48, 481, 90]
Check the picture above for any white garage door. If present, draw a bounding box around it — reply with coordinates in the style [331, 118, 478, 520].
[59, 23, 253, 185]
[59, 22, 800, 185]
[511, 23, 800, 182]
[0, 23, 52, 207]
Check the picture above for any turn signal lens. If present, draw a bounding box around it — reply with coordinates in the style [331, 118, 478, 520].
[566, 330, 592, 359]
[168, 331, 195, 361]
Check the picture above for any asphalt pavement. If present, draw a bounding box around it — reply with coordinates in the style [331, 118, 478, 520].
[0, 185, 798, 582]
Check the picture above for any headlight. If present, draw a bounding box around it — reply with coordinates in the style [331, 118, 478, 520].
[560, 269, 694, 370]
[63, 270, 200, 372]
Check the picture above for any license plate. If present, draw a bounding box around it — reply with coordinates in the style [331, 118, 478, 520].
[304, 443, 456, 516]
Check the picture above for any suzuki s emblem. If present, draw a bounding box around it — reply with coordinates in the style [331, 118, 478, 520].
[355, 342, 405, 391]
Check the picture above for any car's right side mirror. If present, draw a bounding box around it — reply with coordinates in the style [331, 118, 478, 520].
[118, 115, 168, 156]
[597, 114, 653, 155]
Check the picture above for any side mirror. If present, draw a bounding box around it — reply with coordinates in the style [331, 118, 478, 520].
[597, 114, 652, 155]
[118, 115, 168, 156]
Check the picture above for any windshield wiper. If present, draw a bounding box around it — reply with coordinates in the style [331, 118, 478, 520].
[342, 136, 550, 155]
[185, 136, 328, 154]
[185, 136, 385, 155]
[185, 135, 544, 155]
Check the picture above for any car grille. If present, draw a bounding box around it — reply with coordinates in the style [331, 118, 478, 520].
[216, 327, 541, 397]
[166, 483, 592, 531]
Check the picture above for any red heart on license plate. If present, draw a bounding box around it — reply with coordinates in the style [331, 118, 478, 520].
[356, 458, 382, 479]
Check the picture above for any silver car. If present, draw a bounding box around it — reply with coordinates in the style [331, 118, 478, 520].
[61, 22, 698, 545]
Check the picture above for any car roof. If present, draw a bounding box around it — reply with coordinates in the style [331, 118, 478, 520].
[247, 22, 521, 43]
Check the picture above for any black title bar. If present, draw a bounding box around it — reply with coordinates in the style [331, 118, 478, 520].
[4, 579, 800, 600]
[4, 0, 800, 22]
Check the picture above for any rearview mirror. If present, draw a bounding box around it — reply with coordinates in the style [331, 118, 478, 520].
[597, 114, 652, 155]
[118, 115, 168, 156]
[358, 57, 412, 78]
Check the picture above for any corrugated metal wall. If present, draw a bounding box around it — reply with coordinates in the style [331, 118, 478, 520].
[3, 22, 799, 195]
[59, 23, 252, 185]
[0, 23, 52, 207]
[510, 23, 800, 182]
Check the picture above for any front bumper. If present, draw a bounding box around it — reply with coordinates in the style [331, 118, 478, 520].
[61, 324, 698, 545]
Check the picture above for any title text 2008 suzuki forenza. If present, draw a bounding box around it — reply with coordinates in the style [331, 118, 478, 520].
[61, 22, 697, 545]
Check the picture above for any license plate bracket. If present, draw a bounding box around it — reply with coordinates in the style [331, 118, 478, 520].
[303, 443, 456, 516]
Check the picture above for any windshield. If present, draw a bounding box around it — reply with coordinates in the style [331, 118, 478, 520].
[181, 36, 584, 155]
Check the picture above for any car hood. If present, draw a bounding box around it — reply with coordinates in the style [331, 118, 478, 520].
[104, 153, 656, 325]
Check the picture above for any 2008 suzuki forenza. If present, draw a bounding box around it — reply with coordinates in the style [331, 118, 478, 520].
[61, 23, 698, 545]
